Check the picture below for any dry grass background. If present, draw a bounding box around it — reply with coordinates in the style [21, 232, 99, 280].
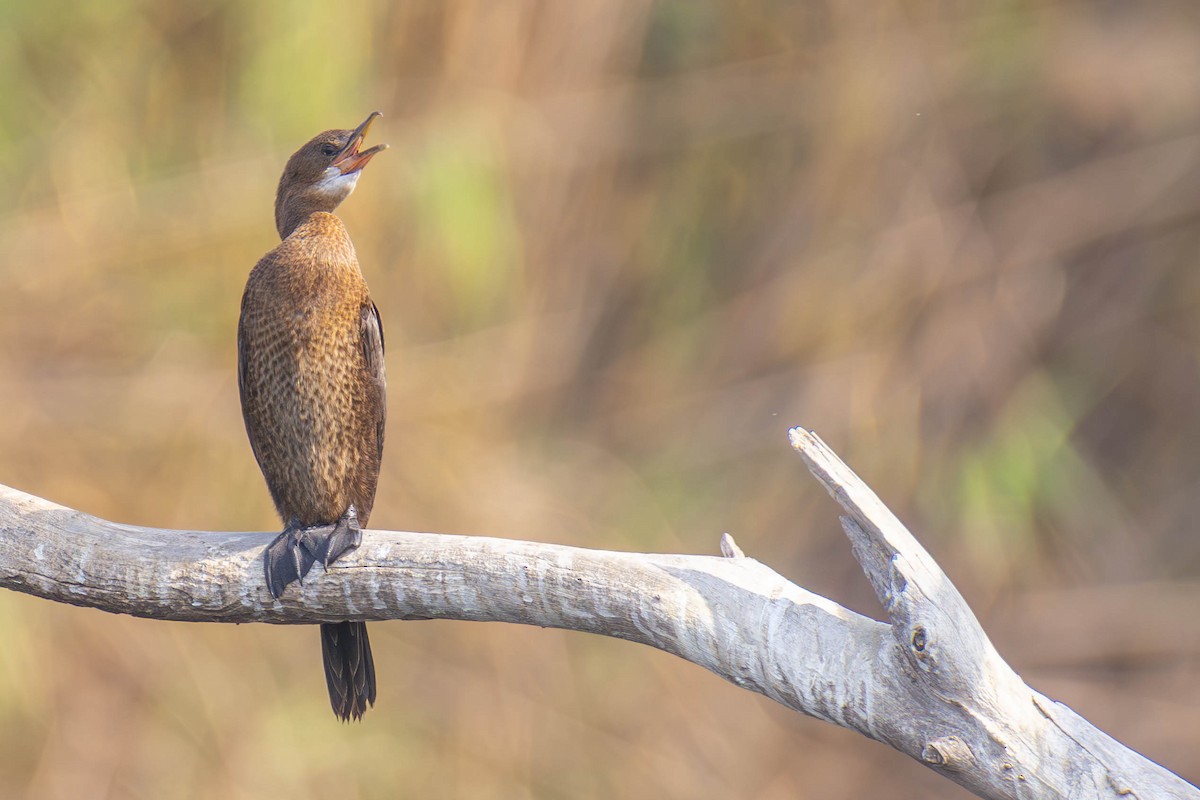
[1, 1, 1198, 797]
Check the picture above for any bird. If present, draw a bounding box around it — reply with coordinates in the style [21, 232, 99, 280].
[237, 112, 388, 721]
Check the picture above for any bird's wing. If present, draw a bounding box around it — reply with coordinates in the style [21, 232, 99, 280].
[236, 283, 267, 474]
[360, 300, 386, 463]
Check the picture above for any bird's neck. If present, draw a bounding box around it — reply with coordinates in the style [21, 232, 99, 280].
[276, 170, 360, 239]
[275, 212, 358, 269]
[276, 196, 333, 240]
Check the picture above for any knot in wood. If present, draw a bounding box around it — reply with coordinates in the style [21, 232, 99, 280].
[920, 736, 974, 770]
[907, 623, 936, 671]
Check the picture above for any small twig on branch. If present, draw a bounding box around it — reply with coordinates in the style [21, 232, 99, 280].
[0, 428, 1193, 799]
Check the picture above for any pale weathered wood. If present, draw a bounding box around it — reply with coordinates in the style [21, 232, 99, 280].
[0, 428, 1194, 799]
[789, 428, 1197, 799]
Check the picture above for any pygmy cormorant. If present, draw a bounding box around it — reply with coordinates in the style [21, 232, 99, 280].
[238, 112, 388, 721]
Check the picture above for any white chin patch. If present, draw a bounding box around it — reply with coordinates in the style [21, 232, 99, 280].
[313, 166, 360, 200]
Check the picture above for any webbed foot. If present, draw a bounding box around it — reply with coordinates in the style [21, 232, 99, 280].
[310, 505, 363, 569]
[264, 520, 326, 599]
[263, 506, 364, 598]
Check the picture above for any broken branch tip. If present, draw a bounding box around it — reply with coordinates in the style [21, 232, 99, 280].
[719, 533, 746, 559]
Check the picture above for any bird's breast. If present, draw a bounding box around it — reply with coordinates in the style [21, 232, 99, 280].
[239, 230, 377, 526]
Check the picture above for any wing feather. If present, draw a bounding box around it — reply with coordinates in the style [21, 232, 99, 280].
[360, 300, 387, 465]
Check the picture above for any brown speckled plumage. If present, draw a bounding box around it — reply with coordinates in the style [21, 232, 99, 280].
[239, 213, 385, 528]
[237, 114, 388, 721]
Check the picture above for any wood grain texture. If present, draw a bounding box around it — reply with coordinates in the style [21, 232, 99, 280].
[0, 429, 1193, 799]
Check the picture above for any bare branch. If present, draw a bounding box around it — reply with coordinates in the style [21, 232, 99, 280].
[0, 429, 1193, 799]
[790, 428, 1196, 799]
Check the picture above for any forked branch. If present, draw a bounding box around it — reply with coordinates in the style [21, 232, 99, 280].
[0, 428, 1193, 799]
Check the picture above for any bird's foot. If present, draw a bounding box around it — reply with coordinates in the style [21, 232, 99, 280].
[312, 505, 363, 569]
[263, 521, 320, 599]
[262, 507, 363, 598]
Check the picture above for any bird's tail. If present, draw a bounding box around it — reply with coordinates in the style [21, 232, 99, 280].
[320, 621, 376, 721]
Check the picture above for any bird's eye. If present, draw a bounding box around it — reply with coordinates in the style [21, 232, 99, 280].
[321, 143, 338, 156]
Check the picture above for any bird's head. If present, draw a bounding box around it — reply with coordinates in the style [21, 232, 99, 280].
[274, 111, 388, 238]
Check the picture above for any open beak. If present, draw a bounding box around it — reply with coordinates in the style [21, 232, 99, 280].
[332, 111, 388, 175]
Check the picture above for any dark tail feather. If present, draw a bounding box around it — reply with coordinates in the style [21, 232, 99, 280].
[320, 621, 376, 721]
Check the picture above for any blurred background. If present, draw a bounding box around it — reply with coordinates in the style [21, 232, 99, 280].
[0, 1, 1198, 797]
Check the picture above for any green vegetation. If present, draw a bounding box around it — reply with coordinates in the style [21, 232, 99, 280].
[1, 2, 1198, 797]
